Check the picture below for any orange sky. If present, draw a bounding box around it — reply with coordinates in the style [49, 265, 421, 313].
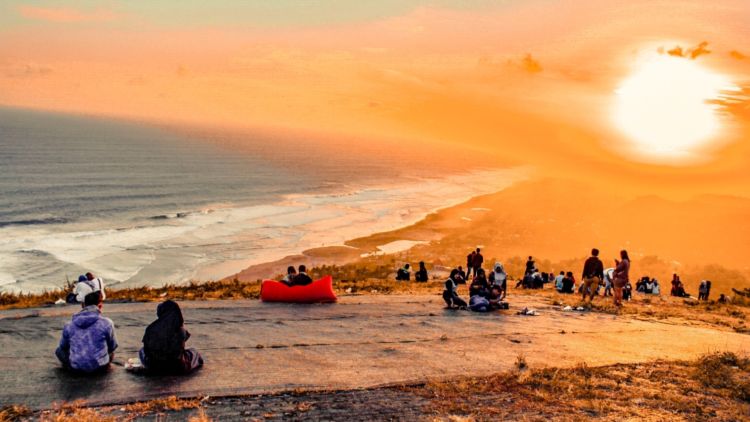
[1, 0, 749, 196]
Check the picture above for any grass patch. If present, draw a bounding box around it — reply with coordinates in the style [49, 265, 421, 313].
[409, 352, 750, 420]
[0, 405, 32, 422]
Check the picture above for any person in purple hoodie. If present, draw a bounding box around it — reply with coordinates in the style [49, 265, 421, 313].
[56, 291, 117, 373]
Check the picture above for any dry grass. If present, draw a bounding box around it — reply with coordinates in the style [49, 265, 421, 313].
[39, 401, 117, 422]
[524, 285, 750, 334]
[410, 352, 750, 421]
[0, 405, 32, 422]
[122, 395, 202, 415]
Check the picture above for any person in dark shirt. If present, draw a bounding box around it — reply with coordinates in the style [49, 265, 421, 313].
[396, 263, 411, 281]
[581, 248, 605, 302]
[469, 269, 489, 298]
[290, 265, 313, 286]
[472, 248, 484, 277]
[280, 266, 297, 287]
[455, 266, 467, 284]
[415, 261, 429, 282]
[525, 256, 535, 276]
[561, 272, 575, 294]
[466, 251, 476, 279]
[443, 273, 467, 309]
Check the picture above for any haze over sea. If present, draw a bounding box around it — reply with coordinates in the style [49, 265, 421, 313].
[0, 108, 522, 293]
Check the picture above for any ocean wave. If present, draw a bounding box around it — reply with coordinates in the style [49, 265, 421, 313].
[0, 217, 69, 228]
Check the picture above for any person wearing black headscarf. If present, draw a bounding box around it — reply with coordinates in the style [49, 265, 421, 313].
[139, 300, 203, 374]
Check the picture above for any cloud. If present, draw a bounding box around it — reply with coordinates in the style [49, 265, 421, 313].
[730, 50, 747, 60]
[521, 54, 543, 73]
[660, 41, 711, 60]
[3, 63, 52, 78]
[17, 6, 117, 23]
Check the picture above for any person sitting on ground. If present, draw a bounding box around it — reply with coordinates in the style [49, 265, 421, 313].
[56, 291, 117, 373]
[488, 285, 507, 310]
[456, 266, 467, 284]
[443, 273, 468, 309]
[469, 293, 491, 312]
[670, 274, 683, 297]
[450, 267, 466, 285]
[489, 262, 508, 299]
[414, 261, 429, 282]
[623, 281, 633, 301]
[718, 293, 728, 304]
[531, 271, 544, 289]
[560, 272, 575, 294]
[581, 248, 604, 302]
[396, 263, 411, 281]
[139, 300, 203, 375]
[652, 278, 660, 295]
[73, 272, 106, 304]
[280, 266, 297, 287]
[555, 271, 565, 292]
[469, 269, 490, 298]
[644, 277, 655, 294]
[290, 265, 313, 286]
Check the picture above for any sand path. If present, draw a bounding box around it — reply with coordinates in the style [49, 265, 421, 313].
[1, 294, 747, 409]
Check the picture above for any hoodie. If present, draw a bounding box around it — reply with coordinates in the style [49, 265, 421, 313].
[57, 305, 117, 372]
[490, 263, 507, 288]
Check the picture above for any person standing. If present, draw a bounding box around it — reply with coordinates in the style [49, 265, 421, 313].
[466, 250, 476, 279]
[612, 250, 631, 307]
[525, 256, 535, 276]
[472, 248, 484, 277]
[581, 248, 604, 302]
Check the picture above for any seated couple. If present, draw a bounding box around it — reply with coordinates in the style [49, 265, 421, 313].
[281, 265, 313, 287]
[396, 262, 429, 282]
[66, 272, 106, 304]
[56, 292, 202, 375]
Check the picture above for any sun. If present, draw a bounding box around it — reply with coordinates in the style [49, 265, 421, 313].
[613, 53, 731, 160]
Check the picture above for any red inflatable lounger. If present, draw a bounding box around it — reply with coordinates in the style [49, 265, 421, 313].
[260, 275, 337, 303]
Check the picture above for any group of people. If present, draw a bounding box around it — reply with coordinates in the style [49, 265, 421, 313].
[443, 248, 508, 312]
[635, 277, 661, 295]
[396, 261, 429, 282]
[58, 280, 203, 375]
[280, 265, 313, 287]
[551, 249, 631, 306]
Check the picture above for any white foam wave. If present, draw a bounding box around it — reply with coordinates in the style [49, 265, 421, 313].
[0, 168, 527, 293]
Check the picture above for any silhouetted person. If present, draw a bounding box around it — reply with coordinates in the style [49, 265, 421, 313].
[525, 256, 535, 276]
[613, 250, 631, 307]
[443, 273, 467, 309]
[466, 251, 476, 279]
[581, 248, 604, 302]
[472, 248, 484, 277]
[415, 261, 429, 282]
[454, 266, 467, 285]
[290, 265, 313, 286]
[396, 263, 411, 281]
[56, 291, 117, 373]
[280, 266, 297, 287]
[139, 300, 203, 375]
[561, 272, 575, 294]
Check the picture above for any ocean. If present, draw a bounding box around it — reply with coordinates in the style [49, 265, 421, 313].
[0, 108, 523, 293]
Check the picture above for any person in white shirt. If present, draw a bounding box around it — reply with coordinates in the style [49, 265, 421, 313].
[74, 272, 106, 303]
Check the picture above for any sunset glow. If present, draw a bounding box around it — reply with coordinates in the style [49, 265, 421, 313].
[613, 54, 734, 160]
